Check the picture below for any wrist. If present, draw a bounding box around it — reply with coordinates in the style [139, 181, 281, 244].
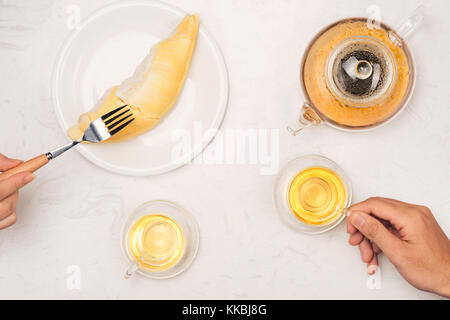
[436, 254, 450, 298]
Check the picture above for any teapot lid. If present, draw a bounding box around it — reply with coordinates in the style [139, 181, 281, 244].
[325, 36, 398, 108]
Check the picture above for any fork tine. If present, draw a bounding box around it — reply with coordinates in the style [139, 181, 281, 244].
[109, 118, 135, 136]
[107, 114, 132, 131]
[101, 105, 127, 120]
[104, 109, 131, 126]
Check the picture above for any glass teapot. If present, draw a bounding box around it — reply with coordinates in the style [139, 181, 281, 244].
[288, 7, 423, 134]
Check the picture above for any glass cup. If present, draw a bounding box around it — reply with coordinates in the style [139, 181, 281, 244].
[120, 200, 200, 279]
[273, 155, 352, 234]
[288, 7, 423, 134]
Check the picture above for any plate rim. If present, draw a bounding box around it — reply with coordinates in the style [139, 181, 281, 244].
[51, 0, 229, 176]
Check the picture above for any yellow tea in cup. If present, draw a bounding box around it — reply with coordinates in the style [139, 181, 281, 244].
[128, 215, 184, 271]
[288, 167, 346, 225]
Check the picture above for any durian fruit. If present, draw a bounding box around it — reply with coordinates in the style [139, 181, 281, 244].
[68, 14, 199, 142]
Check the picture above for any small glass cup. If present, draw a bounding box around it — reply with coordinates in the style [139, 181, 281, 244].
[120, 200, 200, 279]
[273, 155, 352, 234]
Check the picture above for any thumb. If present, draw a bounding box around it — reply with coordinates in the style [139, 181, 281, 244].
[348, 210, 402, 255]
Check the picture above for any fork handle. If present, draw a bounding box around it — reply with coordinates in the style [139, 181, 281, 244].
[0, 154, 49, 182]
[48, 140, 81, 160]
[0, 140, 82, 182]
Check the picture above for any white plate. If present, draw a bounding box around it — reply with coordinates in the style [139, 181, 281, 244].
[52, 0, 228, 176]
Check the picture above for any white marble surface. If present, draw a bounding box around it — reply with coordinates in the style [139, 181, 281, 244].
[0, 0, 449, 300]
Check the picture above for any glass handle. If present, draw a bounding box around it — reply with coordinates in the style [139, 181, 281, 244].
[124, 263, 139, 279]
[286, 103, 322, 136]
[287, 121, 310, 136]
[393, 5, 425, 41]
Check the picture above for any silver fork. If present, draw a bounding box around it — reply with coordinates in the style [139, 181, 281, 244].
[0, 105, 134, 181]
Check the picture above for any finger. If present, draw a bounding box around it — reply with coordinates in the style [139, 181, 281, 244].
[0, 192, 18, 220]
[346, 206, 391, 234]
[367, 252, 378, 275]
[359, 237, 374, 263]
[0, 172, 34, 200]
[0, 153, 22, 171]
[348, 197, 407, 230]
[348, 210, 403, 256]
[346, 214, 358, 234]
[0, 212, 17, 230]
[348, 231, 364, 246]
[347, 205, 391, 236]
[372, 243, 381, 254]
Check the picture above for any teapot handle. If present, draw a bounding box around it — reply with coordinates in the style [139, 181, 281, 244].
[392, 5, 424, 42]
[287, 103, 322, 136]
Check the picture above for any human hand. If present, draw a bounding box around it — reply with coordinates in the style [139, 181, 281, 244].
[347, 197, 450, 298]
[0, 154, 34, 230]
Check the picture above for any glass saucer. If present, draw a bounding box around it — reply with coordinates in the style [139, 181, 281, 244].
[273, 155, 352, 234]
[120, 200, 200, 279]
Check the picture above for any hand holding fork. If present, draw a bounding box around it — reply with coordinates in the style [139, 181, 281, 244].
[0, 105, 134, 182]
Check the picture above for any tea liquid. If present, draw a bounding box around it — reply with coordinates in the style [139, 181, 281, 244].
[128, 215, 183, 271]
[288, 167, 346, 225]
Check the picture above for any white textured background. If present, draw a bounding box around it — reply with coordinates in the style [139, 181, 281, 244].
[0, 0, 449, 299]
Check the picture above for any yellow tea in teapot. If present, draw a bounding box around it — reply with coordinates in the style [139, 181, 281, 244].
[303, 18, 413, 128]
[128, 215, 184, 271]
[288, 167, 346, 225]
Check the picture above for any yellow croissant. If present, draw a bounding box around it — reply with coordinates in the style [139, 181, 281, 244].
[68, 14, 199, 142]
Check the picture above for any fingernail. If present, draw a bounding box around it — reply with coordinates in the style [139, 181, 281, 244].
[350, 212, 365, 228]
[23, 173, 34, 184]
[345, 209, 352, 217]
[367, 265, 378, 275]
